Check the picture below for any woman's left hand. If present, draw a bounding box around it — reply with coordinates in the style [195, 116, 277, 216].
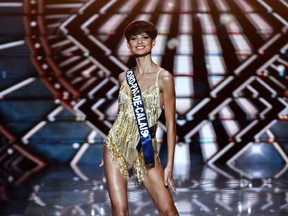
[164, 166, 177, 193]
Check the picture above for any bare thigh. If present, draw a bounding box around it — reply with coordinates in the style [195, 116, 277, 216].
[143, 162, 179, 215]
[103, 147, 129, 214]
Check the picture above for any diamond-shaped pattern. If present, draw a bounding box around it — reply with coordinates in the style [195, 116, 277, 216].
[0, 0, 287, 183]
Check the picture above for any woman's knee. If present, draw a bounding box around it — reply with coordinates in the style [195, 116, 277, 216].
[158, 201, 179, 216]
[111, 203, 129, 216]
[158, 203, 179, 216]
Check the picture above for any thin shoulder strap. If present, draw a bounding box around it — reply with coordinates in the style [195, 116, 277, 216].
[156, 68, 162, 86]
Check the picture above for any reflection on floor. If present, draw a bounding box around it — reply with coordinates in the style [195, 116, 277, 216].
[1, 163, 288, 216]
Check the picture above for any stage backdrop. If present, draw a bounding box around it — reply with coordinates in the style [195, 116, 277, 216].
[0, 0, 288, 182]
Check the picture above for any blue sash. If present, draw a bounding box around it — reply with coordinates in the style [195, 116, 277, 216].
[126, 68, 155, 168]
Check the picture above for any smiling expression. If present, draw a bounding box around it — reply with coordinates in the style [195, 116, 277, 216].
[127, 33, 155, 57]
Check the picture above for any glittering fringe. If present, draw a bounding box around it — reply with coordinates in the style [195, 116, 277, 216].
[133, 139, 160, 185]
[105, 144, 129, 181]
[105, 138, 160, 185]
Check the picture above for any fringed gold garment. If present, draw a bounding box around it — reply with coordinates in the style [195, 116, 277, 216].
[104, 70, 162, 184]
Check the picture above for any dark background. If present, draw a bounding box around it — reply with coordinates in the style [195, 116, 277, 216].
[0, 0, 288, 184]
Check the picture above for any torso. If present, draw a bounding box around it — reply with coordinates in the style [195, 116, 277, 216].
[118, 68, 164, 107]
[105, 68, 162, 162]
[104, 68, 165, 184]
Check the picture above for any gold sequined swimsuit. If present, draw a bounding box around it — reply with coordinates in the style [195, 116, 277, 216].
[104, 69, 162, 184]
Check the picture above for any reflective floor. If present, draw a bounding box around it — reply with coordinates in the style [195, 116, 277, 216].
[1, 163, 288, 216]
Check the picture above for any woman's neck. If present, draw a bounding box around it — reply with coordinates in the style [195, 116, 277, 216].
[135, 56, 158, 74]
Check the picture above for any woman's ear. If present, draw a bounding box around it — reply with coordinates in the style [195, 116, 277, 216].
[126, 41, 130, 50]
[152, 39, 156, 47]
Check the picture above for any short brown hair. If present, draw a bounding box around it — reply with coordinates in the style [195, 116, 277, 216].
[124, 20, 157, 41]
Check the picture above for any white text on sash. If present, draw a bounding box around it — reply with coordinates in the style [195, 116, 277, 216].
[127, 70, 149, 138]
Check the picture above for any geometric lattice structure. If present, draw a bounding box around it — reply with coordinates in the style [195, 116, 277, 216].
[0, 0, 288, 183]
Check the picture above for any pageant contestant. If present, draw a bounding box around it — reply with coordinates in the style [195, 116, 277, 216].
[103, 20, 179, 216]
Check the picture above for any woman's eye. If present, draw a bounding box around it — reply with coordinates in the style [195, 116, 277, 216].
[129, 35, 150, 41]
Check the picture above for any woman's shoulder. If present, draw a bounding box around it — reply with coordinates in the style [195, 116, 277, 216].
[118, 70, 126, 78]
[159, 69, 174, 83]
[158, 69, 174, 92]
[118, 71, 127, 86]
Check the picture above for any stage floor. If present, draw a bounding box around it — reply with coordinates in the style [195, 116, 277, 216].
[1, 163, 288, 216]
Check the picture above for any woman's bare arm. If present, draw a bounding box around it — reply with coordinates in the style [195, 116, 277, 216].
[159, 70, 177, 192]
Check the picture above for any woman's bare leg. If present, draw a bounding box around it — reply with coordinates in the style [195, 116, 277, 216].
[143, 161, 179, 216]
[103, 147, 129, 216]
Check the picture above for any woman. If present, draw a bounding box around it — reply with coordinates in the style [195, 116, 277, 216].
[103, 20, 179, 216]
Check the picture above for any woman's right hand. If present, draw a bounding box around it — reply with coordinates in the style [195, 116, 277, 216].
[99, 159, 104, 167]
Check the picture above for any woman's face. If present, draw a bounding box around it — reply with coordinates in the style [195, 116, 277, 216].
[126, 33, 155, 57]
